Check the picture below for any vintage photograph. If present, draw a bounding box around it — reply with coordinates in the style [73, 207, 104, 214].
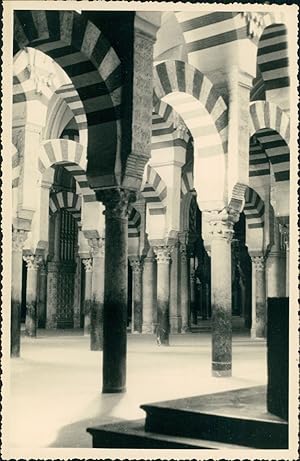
[1, 1, 298, 459]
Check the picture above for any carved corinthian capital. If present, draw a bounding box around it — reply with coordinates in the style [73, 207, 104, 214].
[12, 229, 28, 252]
[82, 258, 93, 272]
[251, 255, 266, 272]
[208, 208, 240, 242]
[153, 245, 172, 264]
[23, 254, 43, 270]
[88, 237, 105, 258]
[97, 189, 136, 220]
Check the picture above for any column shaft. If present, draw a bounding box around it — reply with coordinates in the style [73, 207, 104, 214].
[154, 246, 171, 345]
[11, 249, 23, 356]
[169, 244, 181, 333]
[129, 258, 143, 333]
[209, 213, 237, 377]
[180, 244, 189, 333]
[24, 255, 42, 337]
[82, 258, 93, 336]
[142, 256, 155, 333]
[251, 256, 266, 338]
[11, 230, 27, 357]
[190, 261, 197, 325]
[91, 250, 104, 350]
[37, 264, 47, 328]
[99, 189, 134, 393]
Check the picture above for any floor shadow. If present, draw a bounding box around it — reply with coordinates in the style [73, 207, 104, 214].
[48, 393, 126, 448]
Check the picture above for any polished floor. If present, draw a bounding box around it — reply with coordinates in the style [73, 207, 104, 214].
[7, 329, 267, 453]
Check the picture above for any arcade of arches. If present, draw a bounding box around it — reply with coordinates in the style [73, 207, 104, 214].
[11, 9, 292, 394]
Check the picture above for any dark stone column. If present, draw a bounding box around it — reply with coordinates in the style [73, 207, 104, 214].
[209, 210, 238, 377]
[142, 251, 155, 333]
[98, 189, 135, 393]
[37, 262, 47, 328]
[153, 245, 172, 345]
[88, 238, 105, 351]
[82, 258, 93, 336]
[23, 254, 42, 337]
[251, 254, 266, 338]
[129, 257, 143, 333]
[11, 229, 28, 357]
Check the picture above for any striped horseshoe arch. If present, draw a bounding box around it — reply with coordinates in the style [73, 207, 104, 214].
[174, 12, 256, 55]
[152, 100, 190, 151]
[154, 60, 228, 158]
[13, 49, 53, 134]
[257, 23, 289, 93]
[250, 101, 290, 181]
[128, 206, 141, 238]
[141, 165, 167, 215]
[49, 190, 81, 223]
[14, 10, 122, 178]
[244, 187, 265, 229]
[55, 83, 88, 148]
[39, 139, 96, 203]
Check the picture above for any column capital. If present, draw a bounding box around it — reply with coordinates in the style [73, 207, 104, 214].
[129, 256, 143, 273]
[88, 237, 105, 258]
[251, 254, 266, 271]
[173, 113, 190, 143]
[12, 229, 28, 252]
[97, 188, 136, 220]
[153, 245, 172, 264]
[208, 208, 240, 241]
[82, 258, 93, 272]
[23, 254, 43, 270]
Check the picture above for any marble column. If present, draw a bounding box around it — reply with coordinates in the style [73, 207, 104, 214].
[37, 261, 47, 328]
[209, 211, 237, 377]
[82, 258, 93, 336]
[189, 258, 197, 325]
[88, 238, 105, 351]
[23, 254, 42, 337]
[267, 220, 286, 297]
[170, 242, 181, 333]
[11, 229, 28, 357]
[129, 257, 143, 333]
[153, 245, 172, 345]
[98, 189, 135, 393]
[142, 252, 155, 333]
[180, 243, 189, 333]
[251, 255, 266, 338]
[279, 223, 289, 297]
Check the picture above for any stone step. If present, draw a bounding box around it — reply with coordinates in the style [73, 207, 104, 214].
[87, 419, 255, 449]
[141, 385, 288, 449]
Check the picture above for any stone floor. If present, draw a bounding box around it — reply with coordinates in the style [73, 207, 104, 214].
[6, 329, 268, 456]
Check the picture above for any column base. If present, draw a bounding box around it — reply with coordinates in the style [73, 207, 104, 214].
[142, 323, 153, 334]
[181, 324, 190, 334]
[212, 362, 232, 377]
[102, 386, 126, 394]
[212, 369, 232, 377]
[170, 316, 182, 334]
